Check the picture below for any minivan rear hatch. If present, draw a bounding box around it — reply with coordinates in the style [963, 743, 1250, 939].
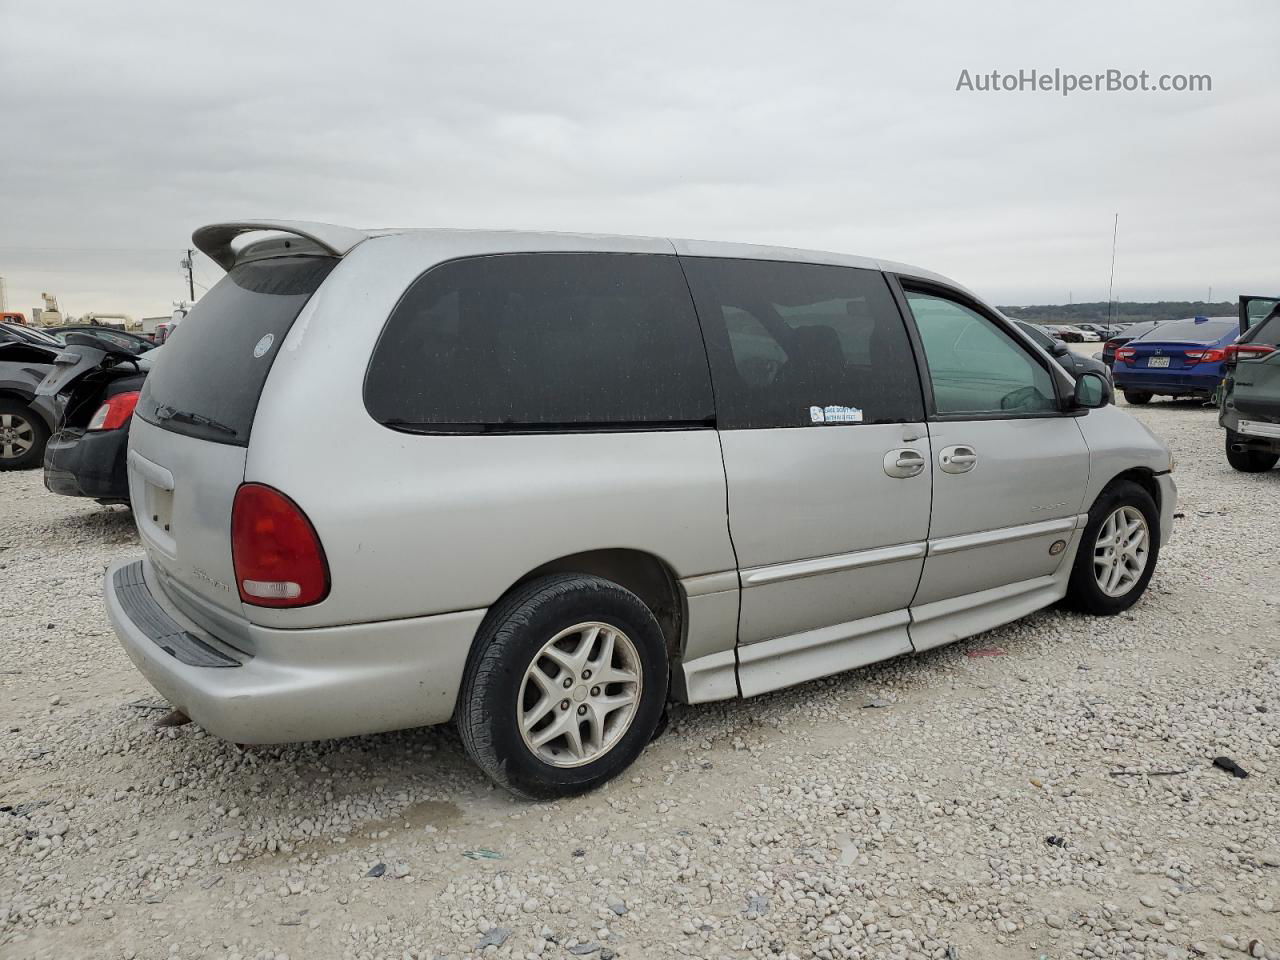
[129, 254, 336, 625]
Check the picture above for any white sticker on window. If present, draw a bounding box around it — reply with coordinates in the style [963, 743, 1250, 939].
[253, 333, 275, 359]
[819, 405, 863, 424]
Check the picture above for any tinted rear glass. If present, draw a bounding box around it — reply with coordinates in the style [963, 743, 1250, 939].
[364, 253, 714, 431]
[681, 258, 924, 428]
[1245, 311, 1280, 347]
[1138, 318, 1235, 341]
[136, 256, 335, 445]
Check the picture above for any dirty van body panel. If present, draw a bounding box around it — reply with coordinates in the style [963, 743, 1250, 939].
[244, 233, 740, 631]
[128, 415, 249, 620]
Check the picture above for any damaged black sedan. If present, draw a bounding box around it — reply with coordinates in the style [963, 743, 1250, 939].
[38, 336, 162, 505]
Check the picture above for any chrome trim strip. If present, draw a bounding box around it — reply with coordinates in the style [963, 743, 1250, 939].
[927, 515, 1084, 557]
[741, 542, 926, 587]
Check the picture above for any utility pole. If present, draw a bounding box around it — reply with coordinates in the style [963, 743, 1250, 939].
[1106, 213, 1119, 325]
[181, 249, 195, 302]
[1208, 285, 1212, 304]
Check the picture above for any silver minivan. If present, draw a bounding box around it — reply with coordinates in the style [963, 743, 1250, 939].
[105, 220, 1176, 798]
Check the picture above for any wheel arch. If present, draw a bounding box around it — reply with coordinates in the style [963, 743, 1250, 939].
[507, 548, 686, 661]
[1100, 467, 1162, 514]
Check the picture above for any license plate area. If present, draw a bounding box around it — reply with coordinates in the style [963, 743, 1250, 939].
[1147, 357, 1170, 368]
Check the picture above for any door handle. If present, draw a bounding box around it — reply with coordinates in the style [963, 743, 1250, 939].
[939, 444, 977, 474]
[883, 448, 926, 479]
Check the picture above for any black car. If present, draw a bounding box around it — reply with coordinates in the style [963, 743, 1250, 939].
[1014, 321, 1114, 397]
[1101, 321, 1167, 366]
[39, 338, 159, 504]
[50, 325, 156, 355]
[0, 332, 62, 470]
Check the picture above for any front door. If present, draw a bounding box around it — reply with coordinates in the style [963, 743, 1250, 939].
[681, 256, 933, 696]
[898, 286, 1091, 651]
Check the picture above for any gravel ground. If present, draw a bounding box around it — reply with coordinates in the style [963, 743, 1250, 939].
[2, 399, 1278, 960]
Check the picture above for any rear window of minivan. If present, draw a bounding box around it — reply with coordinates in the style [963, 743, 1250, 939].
[364, 253, 714, 432]
[136, 256, 335, 446]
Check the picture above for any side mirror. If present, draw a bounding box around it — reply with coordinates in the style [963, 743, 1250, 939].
[1050, 339, 1070, 358]
[1073, 371, 1108, 409]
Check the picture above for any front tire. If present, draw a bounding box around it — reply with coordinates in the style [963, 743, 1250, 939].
[0, 400, 51, 471]
[457, 575, 669, 800]
[1123, 391, 1152, 406]
[1225, 430, 1280, 473]
[1065, 480, 1160, 616]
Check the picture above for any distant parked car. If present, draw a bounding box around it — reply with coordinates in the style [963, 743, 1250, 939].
[1075, 323, 1112, 340]
[40, 341, 162, 503]
[50, 326, 156, 355]
[0, 333, 61, 470]
[1014, 321, 1114, 399]
[1, 322, 63, 348]
[1112, 317, 1239, 404]
[1219, 297, 1280, 472]
[1061, 325, 1102, 342]
[1102, 321, 1169, 366]
[1046, 324, 1082, 342]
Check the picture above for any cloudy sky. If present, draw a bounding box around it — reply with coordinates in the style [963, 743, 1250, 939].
[2, 0, 1277, 321]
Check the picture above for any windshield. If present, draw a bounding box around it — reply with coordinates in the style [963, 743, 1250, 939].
[136, 256, 336, 445]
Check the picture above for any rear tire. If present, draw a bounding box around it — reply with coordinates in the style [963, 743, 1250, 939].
[1066, 480, 1160, 616]
[1225, 430, 1280, 473]
[0, 400, 51, 471]
[457, 574, 668, 800]
[1123, 391, 1152, 406]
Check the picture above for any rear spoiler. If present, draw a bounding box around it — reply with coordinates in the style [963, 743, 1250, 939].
[193, 220, 370, 271]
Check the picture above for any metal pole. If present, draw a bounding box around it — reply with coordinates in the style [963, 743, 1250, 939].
[186, 249, 196, 302]
[1106, 214, 1118, 325]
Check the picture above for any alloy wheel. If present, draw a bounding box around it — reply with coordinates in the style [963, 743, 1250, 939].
[0, 413, 35, 460]
[1093, 505, 1150, 597]
[518, 621, 643, 768]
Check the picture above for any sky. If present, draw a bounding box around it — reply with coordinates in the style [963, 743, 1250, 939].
[1, 0, 1278, 322]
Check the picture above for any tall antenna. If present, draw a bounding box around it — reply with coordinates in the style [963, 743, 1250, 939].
[1106, 213, 1119, 324]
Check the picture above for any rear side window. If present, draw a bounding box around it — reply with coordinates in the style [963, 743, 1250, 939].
[681, 258, 924, 428]
[1246, 311, 1280, 347]
[136, 256, 335, 445]
[365, 253, 714, 431]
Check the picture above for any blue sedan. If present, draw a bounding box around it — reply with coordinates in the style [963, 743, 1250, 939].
[1112, 316, 1239, 404]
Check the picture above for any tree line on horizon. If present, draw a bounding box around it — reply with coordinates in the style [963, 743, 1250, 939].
[999, 300, 1238, 326]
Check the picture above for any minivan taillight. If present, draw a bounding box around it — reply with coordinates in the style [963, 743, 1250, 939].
[87, 390, 140, 431]
[231, 483, 329, 607]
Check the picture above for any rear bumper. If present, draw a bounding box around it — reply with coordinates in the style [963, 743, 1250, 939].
[104, 557, 485, 744]
[43, 427, 130, 501]
[1112, 370, 1219, 396]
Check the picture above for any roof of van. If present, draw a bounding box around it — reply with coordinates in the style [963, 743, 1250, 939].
[192, 219, 967, 293]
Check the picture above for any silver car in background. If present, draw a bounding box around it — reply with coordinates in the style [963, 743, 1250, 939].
[104, 221, 1176, 798]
